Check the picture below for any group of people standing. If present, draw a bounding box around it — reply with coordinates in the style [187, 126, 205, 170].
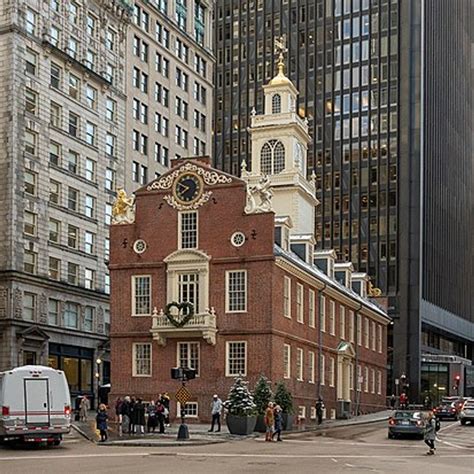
[264, 402, 283, 442]
[115, 394, 170, 436]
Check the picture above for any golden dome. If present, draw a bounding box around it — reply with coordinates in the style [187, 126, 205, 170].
[268, 54, 292, 86]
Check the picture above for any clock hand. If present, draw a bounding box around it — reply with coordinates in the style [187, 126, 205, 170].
[177, 183, 190, 193]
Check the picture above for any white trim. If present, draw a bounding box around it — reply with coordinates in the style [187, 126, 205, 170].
[176, 341, 200, 377]
[178, 210, 198, 250]
[329, 357, 335, 387]
[340, 305, 346, 340]
[320, 295, 326, 332]
[283, 343, 291, 379]
[131, 275, 152, 316]
[177, 401, 199, 418]
[298, 406, 306, 419]
[296, 347, 304, 381]
[296, 282, 304, 323]
[225, 341, 247, 377]
[329, 300, 336, 335]
[283, 275, 291, 318]
[225, 269, 248, 313]
[320, 354, 325, 386]
[132, 342, 152, 377]
[308, 289, 315, 328]
[308, 351, 315, 384]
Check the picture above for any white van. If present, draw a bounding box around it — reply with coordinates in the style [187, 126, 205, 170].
[0, 365, 71, 445]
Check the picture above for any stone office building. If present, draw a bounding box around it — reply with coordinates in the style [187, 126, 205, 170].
[109, 65, 390, 421]
[0, 0, 130, 406]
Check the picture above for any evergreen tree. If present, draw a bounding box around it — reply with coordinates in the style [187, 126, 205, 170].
[274, 381, 294, 414]
[253, 375, 273, 415]
[224, 377, 257, 416]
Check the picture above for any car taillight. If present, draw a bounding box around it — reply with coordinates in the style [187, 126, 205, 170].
[389, 418, 395, 425]
[2, 406, 9, 416]
[64, 405, 71, 416]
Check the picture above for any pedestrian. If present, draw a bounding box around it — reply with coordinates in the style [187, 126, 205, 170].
[96, 404, 108, 442]
[400, 392, 408, 409]
[208, 394, 223, 432]
[161, 392, 171, 427]
[120, 396, 131, 436]
[272, 405, 283, 442]
[147, 400, 158, 433]
[316, 397, 325, 425]
[264, 402, 275, 442]
[424, 395, 432, 409]
[79, 395, 90, 422]
[129, 397, 137, 434]
[389, 394, 396, 409]
[423, 411, 437, 455]
[156, 401, 166, 434]
[115, 397, 123, 423]
[134, 398, 146, 434]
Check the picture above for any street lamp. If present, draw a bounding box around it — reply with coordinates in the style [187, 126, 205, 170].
[96, 358, 102, 407]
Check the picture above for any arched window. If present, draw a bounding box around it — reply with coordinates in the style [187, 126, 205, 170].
[260, 140, 285, 175]
[272, 94, 281, 114]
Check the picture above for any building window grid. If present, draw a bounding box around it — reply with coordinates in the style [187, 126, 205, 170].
[308, 289, 315, 328]
[296, 348, 304, 381]
[226, 270, 247, 313]
[309, 351, 315, 383]
[226, 341, 247, 377]
[283, 276, 291, 318]
[179, 211, 198, 249]
[133, 343, 152, 376]
[132, 276, 151, 316]
[329, 300, 336, 335]
[296, 283, 304, 323]
[178, 342, 200, 376]
[178, 273, 199, 312]
[283, 344, 291, 379]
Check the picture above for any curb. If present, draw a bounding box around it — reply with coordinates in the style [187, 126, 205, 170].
[284, 416, 389, 435]
[99, 439, 228, 448]
[71, 423, 96, 442]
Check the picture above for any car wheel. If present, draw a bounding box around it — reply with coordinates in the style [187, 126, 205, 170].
[460, 419, 466, 425]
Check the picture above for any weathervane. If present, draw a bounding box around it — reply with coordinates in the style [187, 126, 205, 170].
[274, 35, 287, 74]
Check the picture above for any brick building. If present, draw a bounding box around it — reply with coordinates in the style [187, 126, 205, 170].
[109, 63, 390, 422]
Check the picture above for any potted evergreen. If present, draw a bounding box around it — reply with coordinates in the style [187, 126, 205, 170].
[224, 377, 257, 435]
[253, 375, 273, 432]
[274, 381, 294, 430]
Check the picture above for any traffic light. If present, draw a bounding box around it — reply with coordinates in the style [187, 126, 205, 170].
[171, 367, 196, 381]
[454, 374, 461, 388]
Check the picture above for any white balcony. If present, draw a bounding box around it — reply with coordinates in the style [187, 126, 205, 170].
[150, 307, 217, 346]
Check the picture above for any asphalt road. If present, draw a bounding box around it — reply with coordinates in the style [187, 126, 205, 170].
[1, 420, 473, 474]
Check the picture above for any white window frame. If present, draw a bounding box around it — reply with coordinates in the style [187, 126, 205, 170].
[364, 366, 369, 393]
[377, 324, 383, 353]
[340, 305, 346, 340]
[320, 295, 326, 332]
[349, 310, 355, 343]
[308, 289, 315, 328]
[296, 283, 304, 323]
[298, 406, 306, 419]
[364, 317, 370, 348]
[371, 320, 377, 351]
[178, 211, 198, 249]
[225, 270, 247, 313]
[131, 275, 152, 316]
[178, 401, 198, 418]
[371, 368, 375, 394]
[177, 341, 200, 377]
[329, 300, 336, 335]
[225, 341, 247, 377]
[132, 342, 152, 377]
[309, 351, 315, 383]
[377, 370, 382, 395]
[283, 344, 291, 379]
[320, 354, 325, 386]
[357, 314, 362, 346]
[296, 348, 304, 381]
[329, 357, 335, 387]
[283, 276, 291, 318]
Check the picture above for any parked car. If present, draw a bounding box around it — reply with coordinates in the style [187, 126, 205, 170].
[0, 365, 71, 445]
[388, 410, 424, 439]
[459, 399, 474, 426]
[433, 402, 459, 420]
[442, 396, 464, 414]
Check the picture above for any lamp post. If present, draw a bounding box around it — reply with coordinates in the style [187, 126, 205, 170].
[96, 358, 102, 407]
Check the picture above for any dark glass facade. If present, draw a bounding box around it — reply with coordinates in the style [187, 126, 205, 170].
[214, 0, 473, 399]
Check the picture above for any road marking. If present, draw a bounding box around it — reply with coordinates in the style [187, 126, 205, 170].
[438, 422, 459, 433]
[437, 439, 469, 450]
[331, 458, 338, 463]
[0, 453, 152, 462]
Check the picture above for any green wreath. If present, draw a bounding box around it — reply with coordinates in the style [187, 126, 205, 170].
[164, 301, 194, 328]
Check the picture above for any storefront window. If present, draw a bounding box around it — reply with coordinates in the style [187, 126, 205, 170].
[63, 357, 80, 391]
[48, 355, 59, 369]
[81, 359, 92, 392]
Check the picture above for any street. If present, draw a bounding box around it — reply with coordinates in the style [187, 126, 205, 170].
[0, 421, 473, 473]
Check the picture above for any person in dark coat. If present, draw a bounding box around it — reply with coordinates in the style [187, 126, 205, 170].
[96, 404, 108, 442]
[272, 405, 283, 442]
[156, 401, 166, 434]
[120, 396, 131, 435]
[129, 397, 137, 434]
[147, 401, 158, 433]
[389, 394, 396, 409]
[134, 399, 146, 434]
[160, 392, 171, 427]
[316, 397, 325, 425]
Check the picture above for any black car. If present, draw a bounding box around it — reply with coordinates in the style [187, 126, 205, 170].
[388, 410, 425, 439]
[433, 402, 458, 420]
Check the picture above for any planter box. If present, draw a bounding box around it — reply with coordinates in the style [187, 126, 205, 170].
[226, 414, 257, 435]
[282, 413, 294, 431]
[254, 414, 266, 432]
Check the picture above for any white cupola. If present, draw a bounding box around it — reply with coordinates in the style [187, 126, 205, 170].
[243, 48, 318, 236]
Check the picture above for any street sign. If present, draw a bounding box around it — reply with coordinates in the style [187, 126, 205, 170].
[175, 386, 192, 405]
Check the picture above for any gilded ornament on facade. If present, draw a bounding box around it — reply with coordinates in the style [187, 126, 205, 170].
[112, 189, 135, 224]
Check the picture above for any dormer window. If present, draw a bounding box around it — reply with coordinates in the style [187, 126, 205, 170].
[272, 94, 281, 114]
[261, 139, 285, 175]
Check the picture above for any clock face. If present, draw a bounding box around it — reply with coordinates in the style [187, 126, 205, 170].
[174, 173, 203, 204]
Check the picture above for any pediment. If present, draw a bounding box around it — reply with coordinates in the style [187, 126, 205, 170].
[337, 341, 355, 358]
[142, 160, 238, 193]
[164, 249, 211, 264]
[17, 325, 50, 342]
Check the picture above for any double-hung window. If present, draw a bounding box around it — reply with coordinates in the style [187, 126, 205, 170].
[308, 289, 315, 328]
[296, 348, 304, 381]
[226, 341, 247, 377]
[226, 270, 247, 312]
[132, 275, 151, 316]
[133, 343, 152, 376]
[296, 283, 304, 323]
[283, 344, 291, 379]
[177, 342, 199, 376]
[178, 273, 199, 312]
[179, 211, 197, 249]
[283, 276, 291, 318]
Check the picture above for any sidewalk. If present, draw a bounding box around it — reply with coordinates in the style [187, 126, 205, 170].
[72, 410, 392, 447]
